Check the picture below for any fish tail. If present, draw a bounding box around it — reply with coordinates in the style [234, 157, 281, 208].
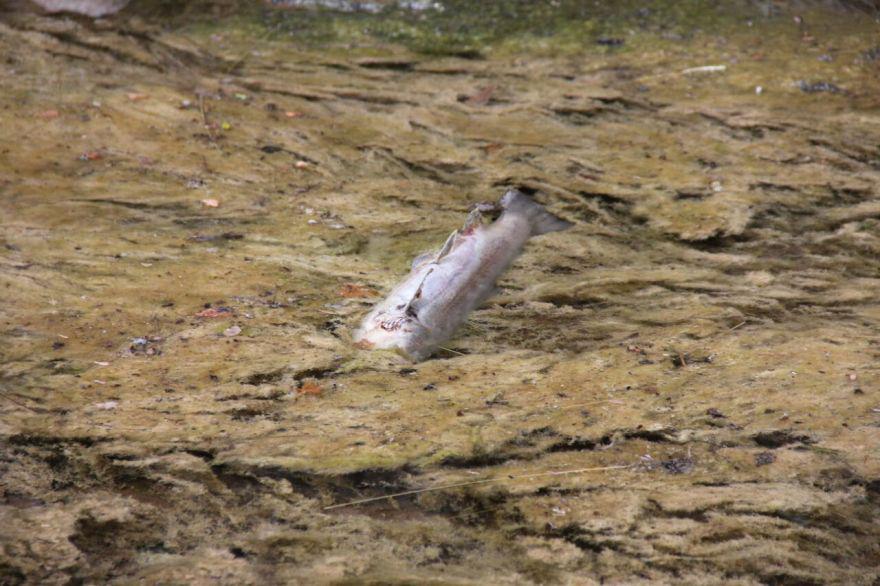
[500, 189, 573, 236]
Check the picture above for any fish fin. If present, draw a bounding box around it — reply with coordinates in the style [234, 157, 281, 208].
[433, 204, 495, 264]
[461, 207, 485, 234]
[470, 201, 503, 216]
[411, 251, 434, 270]
[435, 229, 459, 261]
[414, 226, 460, 270]
[500, 189, 573, 236]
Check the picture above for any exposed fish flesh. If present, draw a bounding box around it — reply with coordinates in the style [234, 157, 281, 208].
[354, 189, 572, 361]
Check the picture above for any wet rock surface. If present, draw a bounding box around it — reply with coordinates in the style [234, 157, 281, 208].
[1, 1, 880, 583]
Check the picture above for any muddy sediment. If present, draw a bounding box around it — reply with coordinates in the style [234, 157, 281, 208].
[1, 1, 879, 583]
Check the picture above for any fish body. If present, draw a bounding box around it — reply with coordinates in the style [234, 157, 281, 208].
[354, 189, 572, 361]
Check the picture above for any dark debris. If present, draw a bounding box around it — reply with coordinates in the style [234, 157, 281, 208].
[755, 451, 777, 467]
[796, 80, 842, 93]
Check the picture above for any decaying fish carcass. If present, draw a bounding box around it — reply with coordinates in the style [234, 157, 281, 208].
[354, 189, 572, 361]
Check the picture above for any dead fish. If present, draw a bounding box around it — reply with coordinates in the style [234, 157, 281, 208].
[354, 189, 572, 361]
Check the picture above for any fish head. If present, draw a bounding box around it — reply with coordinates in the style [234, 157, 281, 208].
[353, 311, 432, 362]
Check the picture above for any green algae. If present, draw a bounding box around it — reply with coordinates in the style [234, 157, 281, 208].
[255, 0, 747, 56]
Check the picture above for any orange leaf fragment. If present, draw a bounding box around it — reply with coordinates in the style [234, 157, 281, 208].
[298, 382, 322, 396]
[37, 109, 60, 120]
[195, 307, 233, 318]
[79, 150, 104, 161]
[339, 283, 378, 298]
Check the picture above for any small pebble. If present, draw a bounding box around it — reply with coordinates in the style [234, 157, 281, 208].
[755, 451, 776, 466]
[596, 37, 624, 46]
[223, 325, 242, 337]
[661, 457, 694, 474]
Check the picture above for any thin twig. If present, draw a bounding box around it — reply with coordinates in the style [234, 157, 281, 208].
[552, 398, 625, 411]
[199, 94, 216, 143]
[323, 464, 631, 510]
[222, 29, 274, 76]
[228, 397, 629, 445]
[437, 346, 465, 356]
[0, 392, 37, 411]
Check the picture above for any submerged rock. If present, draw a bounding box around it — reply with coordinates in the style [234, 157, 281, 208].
[796, 80, 843, 93]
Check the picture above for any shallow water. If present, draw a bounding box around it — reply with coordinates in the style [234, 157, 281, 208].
[1, 1, 879, 583]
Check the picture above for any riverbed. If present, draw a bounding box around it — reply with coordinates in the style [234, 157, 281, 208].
[1, 1, 879, 583]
